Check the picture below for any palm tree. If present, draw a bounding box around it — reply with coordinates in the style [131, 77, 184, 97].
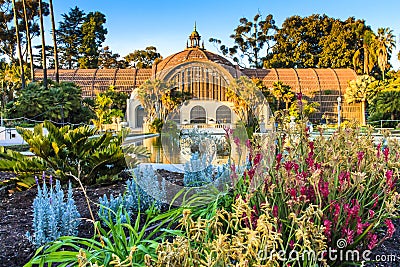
[38, 0, 47, 89]
[376, 28, 396, 80]
[22, 0, 34, 82]
[11, 0, 26, 89]
[353, 30, 376, 75]
[227, 76, 264, 127]
[272, 81, 292, 110]
[344, 75, 376, 125]
[49, 0, 59, 83]
[374, 89, 400, 120]
[136, 79, 175, 123]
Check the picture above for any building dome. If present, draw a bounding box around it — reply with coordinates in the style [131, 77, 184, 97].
[155, 47, 234, 74]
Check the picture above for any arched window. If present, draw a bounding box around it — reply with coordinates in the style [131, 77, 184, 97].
[136, 105, 145, 128]
[190, 106, 206, 123]
[216, 105, 231, 123]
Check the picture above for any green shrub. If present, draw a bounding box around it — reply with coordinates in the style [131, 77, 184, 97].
[25, 206, 182, 266]
[16, 121, 149, 185]
[6, 81, 94, 124]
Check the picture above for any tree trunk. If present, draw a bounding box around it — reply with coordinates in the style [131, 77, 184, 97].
[12, 0, 26, 89]
[363, 44, 369, 74]
[38, 0, 47, 89]
[361, 99, 366, 125]
[49, 0, 59, 83]
[22, 0, 34, 82]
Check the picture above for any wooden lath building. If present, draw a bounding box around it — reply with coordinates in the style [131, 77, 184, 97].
[34, 26, 361, 125]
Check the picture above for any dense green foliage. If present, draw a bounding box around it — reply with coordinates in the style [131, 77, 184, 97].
[368, 72, 400, 123]
[57, 7, 107, 69]
[98, 46, 126, 68]
[25, 207, 182, 267]
[16, 121, 146, 185]
[266, 15, 369, 69]
[124, 46, 162, 69]
[211, 13, 396, 77]
[6, 81, 93, 124]
[78, 11, 107, 68]
[56, 6, 86, 69]
[91, 86, 128, 128]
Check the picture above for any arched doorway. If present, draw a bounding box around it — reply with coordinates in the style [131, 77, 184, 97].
[216, 105, 231, 123]
[190, 106, 206, 123]
[136, 105, 145, 128]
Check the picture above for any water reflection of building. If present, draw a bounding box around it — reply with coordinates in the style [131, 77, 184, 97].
[35, 25, 361, 128]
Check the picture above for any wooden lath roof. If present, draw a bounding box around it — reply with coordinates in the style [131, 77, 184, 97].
[35, 66, 360, 122]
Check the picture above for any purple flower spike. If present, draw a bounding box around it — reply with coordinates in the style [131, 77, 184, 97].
[49, 175, 53, 186]
[34, 176, 39, 186]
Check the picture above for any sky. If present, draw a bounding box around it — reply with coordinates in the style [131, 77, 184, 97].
[48, 0, 400, 69]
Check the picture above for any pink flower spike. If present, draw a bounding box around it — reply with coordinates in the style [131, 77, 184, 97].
[385, 219, 395, 238]
[272, 205, 278, 218]
[357, 151, 365, 164]
[368, 209, 375, 218]
[254, 153, 263, 166]
[234, 137, 240, 146]
[289, 240, 295, 250]
[297, 92, 303, 101]
[367, 234, 378, 250]
[323, 220, 332, 236]
[343, 228, 355, 244]
[383, 147, 389, 162]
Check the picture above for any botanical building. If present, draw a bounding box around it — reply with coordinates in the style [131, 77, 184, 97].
[35, 27, 361, 129]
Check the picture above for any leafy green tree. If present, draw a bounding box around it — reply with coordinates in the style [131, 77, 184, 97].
[289, 99, 320, 119]
[7, 81, 93, 123]
[98, 46, 126, 69]
[0, 62, 26, 103]
[57, 6, 85, 69]
[319, 17, 370, 69]
[210, 13, 277, 68]
[91, 86, 128, 129]
[376, 27, 396, 80]
[266, 15, 330, 68]
[266, 15, 369, 69]
[124, 46, 162, 69]
[344, 75, 376, 125]
[78, 11, 107, 69]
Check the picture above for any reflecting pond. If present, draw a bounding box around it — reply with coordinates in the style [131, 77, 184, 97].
[135, 135, 230, 165]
